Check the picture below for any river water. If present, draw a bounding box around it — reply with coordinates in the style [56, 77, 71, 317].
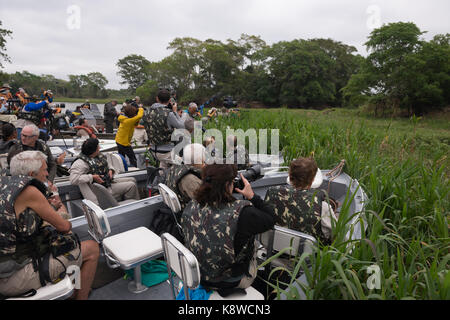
[59, 102, 113, 114]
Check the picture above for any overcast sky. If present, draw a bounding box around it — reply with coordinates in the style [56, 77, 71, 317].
[1, 0, 449, 89]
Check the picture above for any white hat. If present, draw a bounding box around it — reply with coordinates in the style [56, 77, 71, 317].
[183, 143, 205, 165]
[286, 167, 323, 188]
[310, 168, 323, 188]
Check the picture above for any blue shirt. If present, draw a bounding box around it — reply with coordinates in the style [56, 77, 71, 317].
[24, 101, 47, 112]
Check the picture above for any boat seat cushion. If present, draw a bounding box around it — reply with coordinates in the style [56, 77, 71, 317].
[102, 227, 162, 267]
[8, 275, 74, 300]
[209, 286, 264, 300]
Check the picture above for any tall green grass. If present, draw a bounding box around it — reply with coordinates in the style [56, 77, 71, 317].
[205, 108, 449, 300]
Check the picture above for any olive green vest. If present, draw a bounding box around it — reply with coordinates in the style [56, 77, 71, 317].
[181, 199, 253, 282]
[142, 106, 173, 146]
[264, 185, 328, 244]
[164, 164, 201, 209]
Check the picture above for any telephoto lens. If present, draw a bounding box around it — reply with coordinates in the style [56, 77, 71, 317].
[233, 164, 262, 190]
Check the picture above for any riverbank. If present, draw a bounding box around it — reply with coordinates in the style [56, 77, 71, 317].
[53, 97, 126, 104]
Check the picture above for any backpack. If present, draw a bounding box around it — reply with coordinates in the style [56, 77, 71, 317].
[149, 203, 184, 244]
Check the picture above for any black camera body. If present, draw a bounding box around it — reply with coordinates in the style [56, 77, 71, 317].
[233, 164, 262, 190]
[223, 96, 237, 109]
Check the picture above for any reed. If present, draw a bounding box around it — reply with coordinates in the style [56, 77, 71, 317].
[206, 108, 449, 300]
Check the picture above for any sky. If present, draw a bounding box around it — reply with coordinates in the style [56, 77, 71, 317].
[1, 0, 449, 89]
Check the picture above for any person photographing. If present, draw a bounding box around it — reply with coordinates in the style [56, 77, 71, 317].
[115, 103, 144, 168]
[180, 164, 274, 296]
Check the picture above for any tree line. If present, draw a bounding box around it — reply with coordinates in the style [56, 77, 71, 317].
[1, 20, 449, 115]
[0, 70, 124, 99]
[119, 22, 449, 116]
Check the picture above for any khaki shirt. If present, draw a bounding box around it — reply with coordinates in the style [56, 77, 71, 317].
[178, 173, 202, 201]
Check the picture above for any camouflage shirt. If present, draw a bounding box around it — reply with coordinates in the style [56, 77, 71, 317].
[181, 199, 254, 282]
[142, 104, 173, 146]
[164, 164, 201, 210]
[8, 140, 57, 182]
[17, 109, 44, 126]
[264, 185, 329, 244]
[76, 153, 110, 187]
[0, 176, 43, 258]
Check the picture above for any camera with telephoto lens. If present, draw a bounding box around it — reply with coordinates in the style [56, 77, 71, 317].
[223, 96, 237, 109]
[233, 164, 262, 190]
[6, 98, 21, 105]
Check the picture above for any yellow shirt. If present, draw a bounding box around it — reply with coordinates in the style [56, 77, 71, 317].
[115, 108, 144, 146]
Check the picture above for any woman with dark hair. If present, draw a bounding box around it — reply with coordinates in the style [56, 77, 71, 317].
[0, 123, 17, 154]
[180, 164, 274, 295]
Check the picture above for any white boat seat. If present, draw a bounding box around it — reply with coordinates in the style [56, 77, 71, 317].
[106, 152, 126, 174]
[0, 153, 7, 169]
[158, 183, 182, 214]
[82, 200, 163, 293]
[148, 144, 174, 154]
[8, 275, 74, 300]
[102, 227, 162, 267]
[161, 232, 264, 300]
[209, 286, 264, 300]
[158, 183, 183, 237]
[106, 152, 141, 173]
[89, 183, 137, 210]
[258, 225, 317, 271]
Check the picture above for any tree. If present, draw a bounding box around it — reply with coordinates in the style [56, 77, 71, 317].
[116, 54, 150, 91]
[68, 74, 83, 97]
[0, 20, 12, 69]
[309, 38, 361, 106]
[136, 79, 159, 105]
[342, 22, 449, 115]
[86, 72, 108, 98]
[265, 39, 336, 107]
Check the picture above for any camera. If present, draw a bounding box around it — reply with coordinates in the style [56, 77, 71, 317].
[125, 99, 139, 108]
[52, 115, 69, 130]
[223, 96, 237, 109]
[6, 98, 21, 104]
[233, 164, 262, 190]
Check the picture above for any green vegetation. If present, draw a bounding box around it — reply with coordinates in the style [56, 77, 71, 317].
[206, 108, 449, 300]
[0, 20, 12, 68]
[342, 22, 450, 116]
[1, 20, 448, 117]
[117, 22, 448, 116]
